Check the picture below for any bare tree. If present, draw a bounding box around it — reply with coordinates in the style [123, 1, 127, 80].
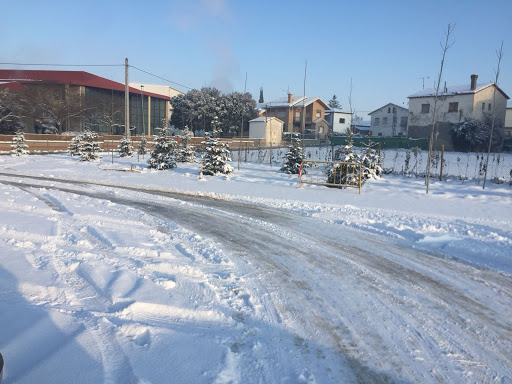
[0, 89, 24, 133]
[482, 42, 504, 189]
[426, 23, 455, 194]
[85, 91, 124, 135]
[21, 85, 88, 134]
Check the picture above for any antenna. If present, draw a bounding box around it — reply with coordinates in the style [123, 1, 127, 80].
[420, 76, 430, 89]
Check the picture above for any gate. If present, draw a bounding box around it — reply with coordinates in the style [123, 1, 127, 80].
[298, 160, 362, 194]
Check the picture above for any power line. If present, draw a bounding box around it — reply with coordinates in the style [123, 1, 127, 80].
[0, 62, 123, 67]
[129, 65, 193, 90]
[0, 61, 194, 90]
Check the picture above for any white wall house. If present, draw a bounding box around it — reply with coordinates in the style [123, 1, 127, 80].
[324, 109, 352, 134]
[369, 103, 408, 137]
[407, 74, 509, 149]
[248, 117, 283, 146]
[505, 101, 512, 137]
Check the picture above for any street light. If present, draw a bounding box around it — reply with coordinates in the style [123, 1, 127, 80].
[140, 85, 145, 135]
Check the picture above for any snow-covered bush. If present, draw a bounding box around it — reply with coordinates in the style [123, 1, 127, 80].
[118, 135, 134, 157]
[80, 130, 101, 161]
[176, 125, 196, 163]
[201, 117, 233, 175]
[10, 130, 29, 156]
[451, 118, 504, 152]
[148, 127, 177, 170]
[281, 134, 306, 174]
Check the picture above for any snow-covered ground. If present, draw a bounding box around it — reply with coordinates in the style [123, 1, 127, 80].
[0, 153, 511, 383]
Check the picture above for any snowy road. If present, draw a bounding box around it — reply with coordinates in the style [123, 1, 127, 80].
[0, 174, 511, 383]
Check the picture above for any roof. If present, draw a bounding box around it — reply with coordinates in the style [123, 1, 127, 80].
[249, 117, 284, 123]
[368, 103, 408, 115]
[325, 108, 351, 115]
[0, 69, 170, 100]
[354, 121, 371, 127]
[408, 82, 509, 100]
[261, 96, 330, 110]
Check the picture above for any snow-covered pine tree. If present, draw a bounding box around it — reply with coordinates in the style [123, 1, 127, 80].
[280, 133, 306, 174]
[147, 127, 177, 170]
[10, 129, 29, 156]
[359, 140, 382, 183]
[327, 127, 360, 186]
[137, 134, 148, 157]
[80, 129, 101, 161]
[176, 125, 196, 163]
[201, 117, 233, 175]
[68, 134, 83, 156]
[118, 135, 134, 157]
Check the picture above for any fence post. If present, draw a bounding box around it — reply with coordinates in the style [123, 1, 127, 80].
[331, 143, 334, 161]
[439, 145, 444, 181]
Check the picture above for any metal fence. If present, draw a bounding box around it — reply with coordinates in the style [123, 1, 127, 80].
[230, 145, 512, 184]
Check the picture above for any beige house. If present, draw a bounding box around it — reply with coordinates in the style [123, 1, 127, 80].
[248, 117, 283, 146]
[258, 93, 331, 139]
[407, 74, 509, 150]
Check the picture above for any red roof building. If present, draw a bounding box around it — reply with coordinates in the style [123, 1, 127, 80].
[0, 69, 171, 135]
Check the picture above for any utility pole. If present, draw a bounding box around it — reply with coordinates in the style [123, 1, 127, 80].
[140, 85, 145, 136]
[238, 72, 247, 170]
[301, 60, 307, 151]
[125, 58, 130, 138]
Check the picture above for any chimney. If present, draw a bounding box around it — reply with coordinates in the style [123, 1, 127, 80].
[287, 92, 293, 103]
[470, 74, 478, 91]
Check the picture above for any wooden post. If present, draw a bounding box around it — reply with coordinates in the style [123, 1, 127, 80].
[245, 143, 248, 162]
[331, 143, 334, 161]
[112, 139, 114, 164]
[47, 139, 49, 154]
[439, 144, 444, 181]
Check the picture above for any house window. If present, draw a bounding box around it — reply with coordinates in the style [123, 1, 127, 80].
[482, 102, 485, 110]
[378, 133, 383, 136]
[294, 110, 300, 121]
[393, 107, 396, 113]
[339, 118, 345, 123]
[488, 103, 491, 111]
[383, 117, 388, 124]
[448, 102, 458, 112]
[421, 104, 430, 114]
[398, 132, 403, 136]
[316, 109, 321, 118]
[374, 117, 379, 126]
[400, 116, 407, 127]
[278, 111, 286, 118]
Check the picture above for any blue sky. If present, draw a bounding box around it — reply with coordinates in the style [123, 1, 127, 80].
[1, 0, 511, 119]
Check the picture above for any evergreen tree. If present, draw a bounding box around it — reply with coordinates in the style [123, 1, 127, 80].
[148, 127, 177, 170]
[328, 127, 360, 186]
[68, 134, 83, 156]
[259, 87, 264, 103]
[328, 94, 342, 109]
[201, 117, 233, 175]
[137, 134, 148, 157]
[80, 130, 101, 161]
[118, 135, 134, 157]
[10, 129, 29, 156]
[280, 134, 306, 174]
[359, 140, 383, 182]
[176, 125, 196, 163]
